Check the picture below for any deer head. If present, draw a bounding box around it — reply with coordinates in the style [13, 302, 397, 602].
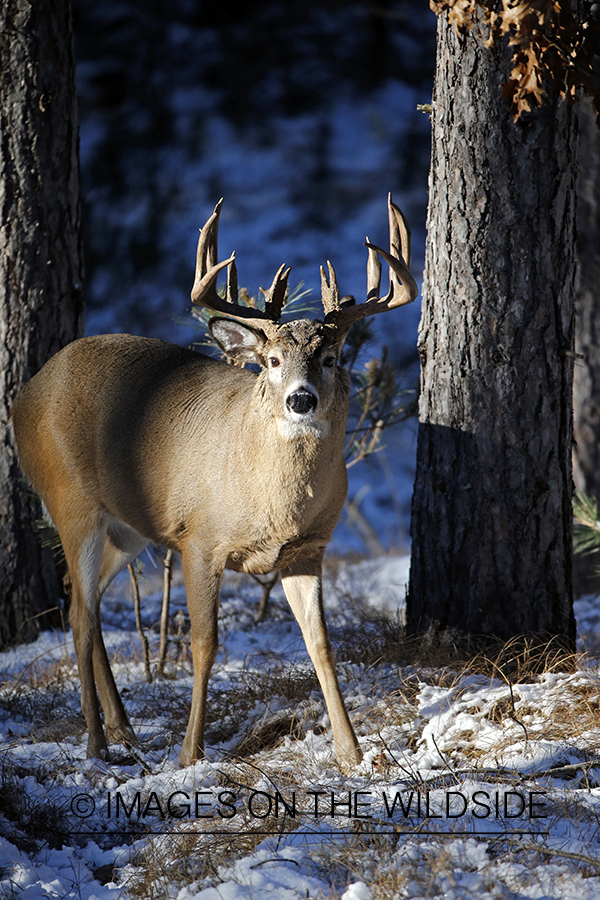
[190, 195, 417, 438]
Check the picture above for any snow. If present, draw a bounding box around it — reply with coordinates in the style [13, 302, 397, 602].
[2, 560, 600, 899]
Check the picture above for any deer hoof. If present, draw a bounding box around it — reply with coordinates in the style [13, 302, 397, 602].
[336, 743, 363, 770]
[86, 735, 109, 760]
[106, 722, 137, 745]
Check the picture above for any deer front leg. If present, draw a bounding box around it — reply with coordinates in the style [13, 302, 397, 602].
[281, 558, 362, 768]
[179, 543, 222, 768]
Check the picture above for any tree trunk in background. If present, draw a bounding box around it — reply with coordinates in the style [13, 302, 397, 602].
[573, 98, 600, 497]
[0, 0, 84, 647]
[572, 98, 600, 596]
[407, 13, 577, 648]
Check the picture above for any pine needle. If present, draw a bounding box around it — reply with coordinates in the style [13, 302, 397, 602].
[573, 490, 600, 557]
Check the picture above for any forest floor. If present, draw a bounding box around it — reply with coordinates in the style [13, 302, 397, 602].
[2, 555, 600, 899]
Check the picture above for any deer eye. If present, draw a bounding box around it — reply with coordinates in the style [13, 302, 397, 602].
[269, 356, 281, 368]
[323, 355, 336, 368]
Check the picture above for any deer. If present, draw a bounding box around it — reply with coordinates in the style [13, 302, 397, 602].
[10, 195, 417, 769]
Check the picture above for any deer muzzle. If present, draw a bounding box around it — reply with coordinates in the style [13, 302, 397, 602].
[285, 386, 318, 416]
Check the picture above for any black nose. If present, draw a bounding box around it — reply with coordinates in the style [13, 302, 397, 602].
[286, 388, 317, 415]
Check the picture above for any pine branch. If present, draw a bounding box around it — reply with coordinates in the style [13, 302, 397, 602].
[573, 490, 600, 556]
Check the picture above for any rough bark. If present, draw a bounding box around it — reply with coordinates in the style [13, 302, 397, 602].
[0, 0, 84, 647]
[407, 13, 577, 647]
[573, 97, 600, 499]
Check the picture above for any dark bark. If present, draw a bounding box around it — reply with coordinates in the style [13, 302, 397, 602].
[0, 0, 84, 647]
[407, 14, 577, 648]
[573, 98, 600, 499]
[572, 98, 600, 596]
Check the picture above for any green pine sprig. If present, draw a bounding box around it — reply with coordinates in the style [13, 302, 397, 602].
[573, 490, 600, 557]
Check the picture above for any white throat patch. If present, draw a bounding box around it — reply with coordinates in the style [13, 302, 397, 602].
[277, 418, 330, 441]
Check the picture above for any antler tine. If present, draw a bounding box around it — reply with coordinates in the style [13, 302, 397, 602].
[389, 193, 411, 269]
[366, 239, 382, 302]
[226, 255, 239, 304]
[191, 199, 237, 310]
[191, 249, 237, 307]
[260, 263, 291, 322]
[326, 194, 418, 333]
[196, 197, 220, 274]
[190, 199, 282, 333]
[320, 261, 340, 316]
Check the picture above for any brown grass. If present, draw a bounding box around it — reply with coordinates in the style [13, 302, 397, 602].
[0, 756, 70, 852]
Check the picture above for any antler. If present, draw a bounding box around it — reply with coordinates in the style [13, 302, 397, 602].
[191, 199, 290, 334]
[322, 194, 418, 331]
[260, 263, 292, 323]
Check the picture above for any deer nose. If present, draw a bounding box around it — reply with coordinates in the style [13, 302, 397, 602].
[286, 387, 317, 415]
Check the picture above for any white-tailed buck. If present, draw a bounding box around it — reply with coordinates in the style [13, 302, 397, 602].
[11, 196, 417, 768]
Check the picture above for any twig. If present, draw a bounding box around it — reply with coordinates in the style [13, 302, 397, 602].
[253, 571, 280, 622]
[157, 549, 174, 677]
[512, 841, 600, 871]
[343, 489, 387, 556]
[414, 759, 600, 788]
[250, 858, 299, 869]
[506, 678, 529, 747]
[431, 735, 462, 786]
[536, 760, 600, 780]
[376, 730, 426, 786]
[416, 767, 528, 788]
[129, 562, 151, 683]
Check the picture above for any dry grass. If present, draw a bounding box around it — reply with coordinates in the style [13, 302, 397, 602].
[392, 628, 579, 680]
[117, 833, 224, 900]
[0, 755, 70, 853]
[112, 787, 305, 899]
[0, 652, 86, 745]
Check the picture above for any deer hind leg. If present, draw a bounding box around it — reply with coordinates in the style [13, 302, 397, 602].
[281, 558, 362, 768]
[93, 521, 149, 745]
[179, 542, 222, 767]
[61, 519, 109, 759]
[62, 515, 147, 758]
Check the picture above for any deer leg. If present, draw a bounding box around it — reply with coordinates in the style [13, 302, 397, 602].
[62, 522, 109, 760]
[93, 526, 148, 744]
[179, 543, 222, 767]
[91, 615, 136, 745]
[281, 558, 362, 768]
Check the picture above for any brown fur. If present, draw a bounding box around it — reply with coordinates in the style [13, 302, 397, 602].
[11, 324, 362, 767]
[11, 195, 416, 769]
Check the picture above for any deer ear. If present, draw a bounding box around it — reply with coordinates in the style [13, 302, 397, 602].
[209, 318, 267, 363]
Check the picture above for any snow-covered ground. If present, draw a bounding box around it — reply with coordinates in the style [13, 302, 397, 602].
[2, 557, 600, 899]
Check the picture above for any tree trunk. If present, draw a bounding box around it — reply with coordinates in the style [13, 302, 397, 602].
[573, 98, 600, 499]
[572, 98, 600, 596]
[0, 0, 84, 647]
[407, 13, 577, 648]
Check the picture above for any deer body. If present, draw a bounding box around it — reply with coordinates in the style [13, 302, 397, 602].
[11, 197, 417, 769]
[15, 333, 347, 569]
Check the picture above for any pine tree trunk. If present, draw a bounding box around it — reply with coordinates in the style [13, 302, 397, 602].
[407, 14, 577, 648]
[573, 98, 600, 498]
[0, 0, 84, 647]
[572, 98, 600, 596]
